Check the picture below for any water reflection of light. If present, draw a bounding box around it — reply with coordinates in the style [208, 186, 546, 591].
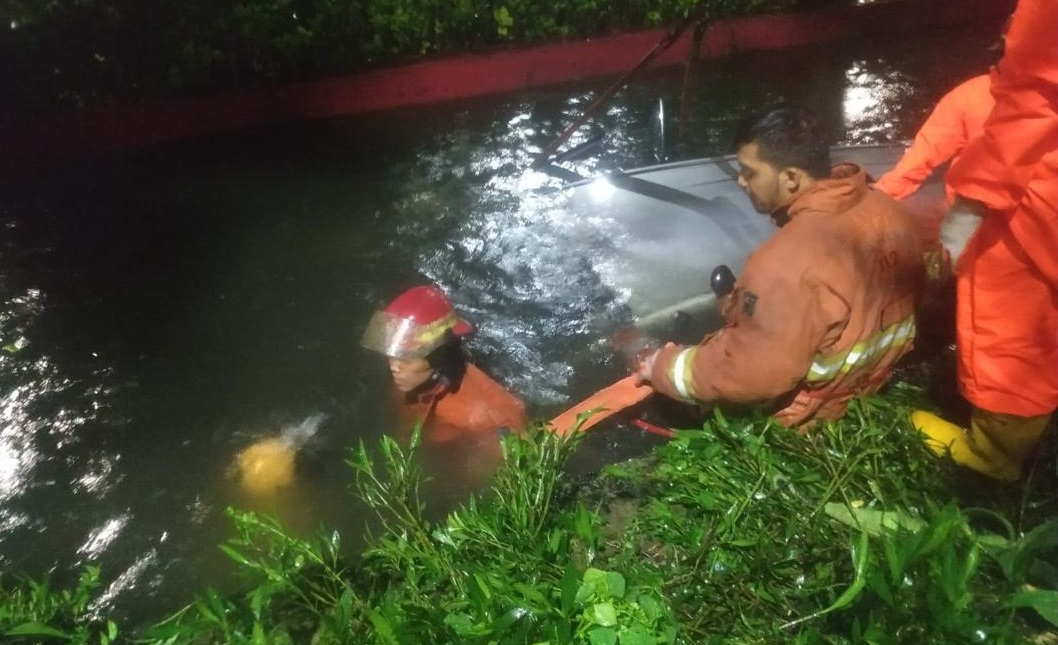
[75, 456, 118, 494]
[514, 168, 551, 194]
[843, 81, 875, 125]
[78, 514, 130, 559]
[588, 177, 616, 202]
[88, 548, 159, 618]
[3, 283, 121, 549]
[507, 111, 532, 129]
[1, 287, 46, 504]
[842, 62, 910, 143]
[1, 384, 42, 504]
[415, 97, 638, 406]
[0, 510, 29, 532]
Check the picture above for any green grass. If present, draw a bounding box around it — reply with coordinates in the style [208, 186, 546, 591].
[4, 368, 1057, 644]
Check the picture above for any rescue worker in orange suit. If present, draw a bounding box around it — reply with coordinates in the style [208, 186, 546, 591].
[873, 74, 993, 205]
[873, 18, 1006, 269]
[360, 284, 527, 491]
[635, 103, 925, 429]
[872, 13, 1011, 205]
[911, 0, 1058, 481]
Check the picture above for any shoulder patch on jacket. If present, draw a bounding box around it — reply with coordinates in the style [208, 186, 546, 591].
[742, 291, 759, 317]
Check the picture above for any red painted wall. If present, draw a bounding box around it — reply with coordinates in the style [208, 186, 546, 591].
[2, 0, 1013, 168]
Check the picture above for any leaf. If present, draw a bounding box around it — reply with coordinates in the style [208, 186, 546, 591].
[219, 544, 252, 566]
[468, 571, 492, 607]
[996, 519, 1058, 583]
[366, 608, 399, 645]
[604, 571, 626, 600]
[909, 504, 962, 558]
[588, 626, 618, 645]
[3, 622, 73, 638]
[829, 530, 871, 611]
[443, 612, 480, 636]
[513, 582, 550, 607]
[592, 602, 618, 627]
[578, 567, 607, 603]
[865, 569, 894, 607]
[492, 607, 530, 632]
[1005, 586, 1058, 627]
[559, 563, 580, 614]
[618, 626, 657, 645]
[824, 503, 925, 536]
[783, 530, 871, 630]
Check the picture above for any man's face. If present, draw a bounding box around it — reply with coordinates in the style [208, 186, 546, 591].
[388, 356, 435, 392]
[736, 142, 787, 218]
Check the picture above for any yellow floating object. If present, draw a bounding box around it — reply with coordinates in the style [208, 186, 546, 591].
[236, 438, 295, 495]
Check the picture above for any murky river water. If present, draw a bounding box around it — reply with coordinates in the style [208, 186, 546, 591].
[0, 19, 999, 624]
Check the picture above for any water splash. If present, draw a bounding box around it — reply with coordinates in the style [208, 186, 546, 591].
[279, 412, 326, 450]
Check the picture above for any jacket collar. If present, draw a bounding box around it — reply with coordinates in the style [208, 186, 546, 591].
[776, 163, 867, 223]
[404, 379, 449, 405]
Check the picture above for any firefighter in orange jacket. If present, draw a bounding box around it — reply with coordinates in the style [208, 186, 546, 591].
[360, 285, 526, 484]
[636, 103, 924, 429]
[911, 0, 1058, 481]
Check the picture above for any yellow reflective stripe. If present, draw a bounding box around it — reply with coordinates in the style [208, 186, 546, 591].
[670, 347, 698, 401]
[415, 312, 459, 346]
[806, 315, 916, 383]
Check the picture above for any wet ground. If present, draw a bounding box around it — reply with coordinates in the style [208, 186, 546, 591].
[0, 17, 1001, 624]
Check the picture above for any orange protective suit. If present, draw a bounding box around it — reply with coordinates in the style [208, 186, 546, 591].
[394, 363, 527, 443]
[393, 362, 527, 496]
[945, 0, 1058, 419]
[649, 164, 924, 428]
[874, 74, 993, 205]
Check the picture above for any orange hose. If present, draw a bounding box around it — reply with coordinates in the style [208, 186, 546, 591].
[548, 375, 653, 435]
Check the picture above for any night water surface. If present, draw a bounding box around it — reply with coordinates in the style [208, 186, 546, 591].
[0, 19, 999, 623]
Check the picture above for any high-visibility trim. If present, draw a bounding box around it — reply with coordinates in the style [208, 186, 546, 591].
[806, 315, 916, 383]
[415, 312, 460, 347]
[670, 347, 698, 401]
[360, 310, 460, 359]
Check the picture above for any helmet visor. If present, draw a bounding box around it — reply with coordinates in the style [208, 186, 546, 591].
[359, 310, 456, 359]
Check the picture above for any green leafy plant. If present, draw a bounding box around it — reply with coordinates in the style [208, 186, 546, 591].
[594, 390, 1056, 643]
[989, 517, 1058, 628]
[143, 509, 365, 643]
[573, 567, 675, 645]
[0, 566, 118, 644]
[4, 368, 1054, 643]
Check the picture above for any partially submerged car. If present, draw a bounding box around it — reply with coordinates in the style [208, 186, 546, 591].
[551, 144, 943, 344]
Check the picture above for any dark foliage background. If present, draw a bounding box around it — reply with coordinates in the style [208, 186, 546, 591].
[0, 0, 837, 115]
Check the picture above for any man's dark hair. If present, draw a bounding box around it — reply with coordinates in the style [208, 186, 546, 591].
[733, 102, 831, 179]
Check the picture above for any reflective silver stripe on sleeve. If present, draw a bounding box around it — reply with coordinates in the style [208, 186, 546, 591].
[807, 315, 916, 383]
[671, 347, 697, 401]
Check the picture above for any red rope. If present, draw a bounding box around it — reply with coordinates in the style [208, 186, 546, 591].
[632, 418, 676, 438]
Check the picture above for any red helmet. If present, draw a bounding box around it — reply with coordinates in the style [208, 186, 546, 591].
[360, 285, 473, 359]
